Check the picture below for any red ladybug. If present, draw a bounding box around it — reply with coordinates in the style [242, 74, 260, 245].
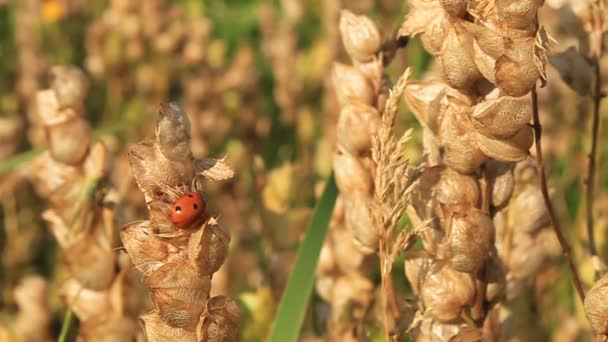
[171, 192, 207, 228]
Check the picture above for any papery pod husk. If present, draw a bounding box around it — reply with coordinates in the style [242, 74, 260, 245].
[475, 125, 533, 162]
[417, 319, 479, 342]
[63, 231, 115, 290]
[404, 256, 433, 295]
[343, 193, 378, 254]
[506, 232, 545, 283]
[438, 22, 483, 90]
[495, 37, 541, 97]
[336, 103, 380, 154]
[49, 65, 90, 109]
[440, 0, 470, 17]
[496, 0, 543, 30]
[399, 0, 451, 55]
[330, 273, 374, 315]
[434, 167, 480, 207]
[468, 0, 497, 19]
[447, 208, 494, 274]
[197, 296, 240, 342]
[140, 311, 197, 342]
[47, 116, 92, 165]
[146, 262, 211, 328]
[329, 218, 372, 273]
[339, 10, 381, 63]
[354, 57, 384, 94]
[14, 276, 51, 342]
[331, 62, 374, 106]
[333, 149, 372, 195]
[127, 140, 196, 200]
[438, 107, 488, 174]
[472, 95, 531, 139]
[188, 219, 230, 276]
[79, 314, 139, 342]
[420, 263, 475, 322]
[120, 220, 175, 276]
[61, 279, 110, 322]
[508, 184, 549, 233]
[584, 275, 608, 335]
[156, 103, 193, 162]
[549, 46, 594, 95]
[485, 160, 515, 207]
[484, 254, 506, 302]
[473, 40, 498, 83]
[403, 81, 449, 132]
[461, 20, 503, 58]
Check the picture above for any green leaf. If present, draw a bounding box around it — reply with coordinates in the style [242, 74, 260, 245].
[267, 173, 338, 342]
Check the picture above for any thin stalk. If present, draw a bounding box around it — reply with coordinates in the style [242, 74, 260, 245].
[585, 0, 604, 278]
[531, 88, 585, 303]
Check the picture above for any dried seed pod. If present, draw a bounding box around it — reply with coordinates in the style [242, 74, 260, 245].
[333, 149, 372, 195]
[46, 117, 92, 165]
[495, 37, 541, 96]
[585, 275, 608, 335]
[120, 221, 175, 276]
[146, 262, 212, 328]
[336, 104, 381, 154]
[447, 208, 494, 274]
[507, 232, 545, 281]
[404, 256, 433, 295]
[508, 184, 549, 233]
[420, 264, 476, 322]
[188, 219, 230, 276]
[140, 311, 197, 342]
[434, 167, 480, 207]
[197, 296, 240, 342]
[462, 21, 503, 59]
[339, 10, 381, 62]
[440, 0, 470, 17]
[62, 232, 116, 290]
[438, 23, 482, 90]
[332, 63, 374, 106]
[485, 160, 515, 207]
[399, 1, 451, 55]
[549, 46, 594, 95]
[438, 108, 488, 174]
[472, 95, 531, 138]
[475, 124, 533, 162]
[156, 103, 193, 162]
[49, 65, 90, 109]
[343, 193, 378, 254]
[496, 0, 543, 30]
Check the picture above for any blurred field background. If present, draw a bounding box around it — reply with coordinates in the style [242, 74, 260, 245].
[0, 0, 606, 341]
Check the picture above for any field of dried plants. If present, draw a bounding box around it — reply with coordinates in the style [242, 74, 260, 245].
[0, 0, 607, 341]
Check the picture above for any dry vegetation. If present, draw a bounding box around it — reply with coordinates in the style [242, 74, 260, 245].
[0, 0, 607, 341]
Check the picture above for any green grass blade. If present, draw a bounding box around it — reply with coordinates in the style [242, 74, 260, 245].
[268, 173, 338, 342]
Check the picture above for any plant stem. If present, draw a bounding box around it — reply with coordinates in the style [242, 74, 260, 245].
[585, 0, 604, 278]
[531, 88, 585, 303]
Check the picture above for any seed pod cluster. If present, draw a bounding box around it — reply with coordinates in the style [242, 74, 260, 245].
[399, 0, 548, 337]
[122, 103, 239, 341]
[315, 10, 384, 338]
[26, 65, 139, 340]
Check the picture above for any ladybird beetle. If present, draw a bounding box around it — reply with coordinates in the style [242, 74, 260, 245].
[171, 192, 207, 228]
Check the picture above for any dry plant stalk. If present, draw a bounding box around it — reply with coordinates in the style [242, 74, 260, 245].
[316, 9, 387, 339]
[371, 69, 426, 340]
[26, 65, 139, 340]
[394, 0, 572, 339]
[121, 103, 239, 341]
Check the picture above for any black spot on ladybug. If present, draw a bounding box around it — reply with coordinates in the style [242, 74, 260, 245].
[188, 194, 194, 197]
[175, 206, 182, 213]
[193, 203, 198, 209]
